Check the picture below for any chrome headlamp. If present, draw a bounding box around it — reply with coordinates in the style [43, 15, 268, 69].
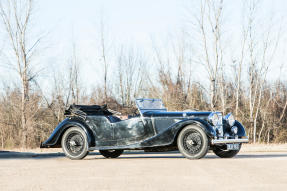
[208, 112, 222, 126]
[224, 113, 235, 126]
[231, 126, 238, 135]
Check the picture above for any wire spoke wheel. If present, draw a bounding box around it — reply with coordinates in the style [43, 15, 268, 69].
[62, 127, 89, 160]
[66, 132, 85, 156]
[182, 131, 203, 155]
[177, 125, 209, 159]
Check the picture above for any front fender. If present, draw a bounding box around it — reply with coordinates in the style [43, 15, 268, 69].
[234, 120, 247, 137]
[40, 118, 94, 148]
[172, 118, 216, 139]
[141, 118, 216, 147]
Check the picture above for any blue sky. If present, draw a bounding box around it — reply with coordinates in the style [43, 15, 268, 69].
[1, 0, 287, 93]
[33, 0, 186, 91]
[37, 0, 182, 43]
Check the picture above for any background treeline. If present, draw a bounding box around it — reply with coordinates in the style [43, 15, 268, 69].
[0, 0, 286, 148]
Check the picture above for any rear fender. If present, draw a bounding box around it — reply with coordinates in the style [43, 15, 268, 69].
[41, 118, 94, 148]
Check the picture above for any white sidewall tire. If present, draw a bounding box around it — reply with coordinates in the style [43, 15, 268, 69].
[177, 125, 209, 159]
[61, 126, 89, 160]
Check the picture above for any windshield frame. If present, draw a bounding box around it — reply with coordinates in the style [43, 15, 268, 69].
[135, 98, 167, 114]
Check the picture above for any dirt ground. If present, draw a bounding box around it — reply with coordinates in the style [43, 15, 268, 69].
[1, 144, 287, 191]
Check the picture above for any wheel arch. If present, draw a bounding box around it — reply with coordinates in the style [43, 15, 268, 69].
[41, 118, 95, 148]
[172, 119, 216, 146]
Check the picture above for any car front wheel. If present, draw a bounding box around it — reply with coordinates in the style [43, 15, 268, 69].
[213, 144, 241, 158]
[61, 127, 89, 160]
[99, 149, 124, 158]
[177, 125, 209, 159]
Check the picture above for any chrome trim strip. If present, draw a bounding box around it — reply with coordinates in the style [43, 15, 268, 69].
[211, 138, 249, 144]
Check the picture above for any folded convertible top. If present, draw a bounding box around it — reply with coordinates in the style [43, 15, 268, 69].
[64, 104, 113, 118]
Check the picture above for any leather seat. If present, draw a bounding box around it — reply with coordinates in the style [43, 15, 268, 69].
[106, 115, 121, 123]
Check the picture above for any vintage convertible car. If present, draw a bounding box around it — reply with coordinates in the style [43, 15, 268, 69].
[40, 98, 249, 160]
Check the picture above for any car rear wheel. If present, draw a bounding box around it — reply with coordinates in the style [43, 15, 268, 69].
[213, 144, 241, 158]
[177, 125, 209, 159]
[61, 127, 89, 160]
[99, 149, 124, 158]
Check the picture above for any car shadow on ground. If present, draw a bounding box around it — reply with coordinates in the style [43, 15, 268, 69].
[1, 150, 287, 160]
[0, 151, 181, 160]
[0, 150, 66, 159]
[112, 153, 287, 160]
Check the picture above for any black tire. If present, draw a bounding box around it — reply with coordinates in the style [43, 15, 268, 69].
[61, 127, 89, 160]
[99, 149, 124, 158]
[177, 125, 209, 159]
[213, 144, 241, 158]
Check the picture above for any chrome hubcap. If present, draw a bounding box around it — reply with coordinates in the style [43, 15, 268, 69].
[66, 132, 84, 156]
[183, 130, 203, 155]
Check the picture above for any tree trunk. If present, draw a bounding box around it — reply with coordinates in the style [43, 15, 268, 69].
[21, 73, 29, 147]
[267, 129, 270, 144]
[258, 122, 265, 143]
[210, 79, 215, 110]
[0, 126, 4, 149]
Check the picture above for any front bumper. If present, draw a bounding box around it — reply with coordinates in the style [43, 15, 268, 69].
[211, 137, 249, 145]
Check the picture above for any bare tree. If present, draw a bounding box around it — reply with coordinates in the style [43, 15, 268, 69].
[66, 44, 81, 105]
[99, 18, 109, 103]
[234, 24, 247, 118]
[116, 46, 146, 106]
[244, 0, 281, 143]
[193, 0, 224, 111]
[0, 0, 43, 147]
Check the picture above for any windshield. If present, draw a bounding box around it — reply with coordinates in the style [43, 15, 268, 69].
[135, 98, 166, 114]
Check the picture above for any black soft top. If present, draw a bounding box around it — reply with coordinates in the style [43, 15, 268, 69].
[64, 104, 113, 118]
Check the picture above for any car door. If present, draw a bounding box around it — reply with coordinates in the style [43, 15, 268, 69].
[113, 117, 155, 146]
[86, 116, 114, 142]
